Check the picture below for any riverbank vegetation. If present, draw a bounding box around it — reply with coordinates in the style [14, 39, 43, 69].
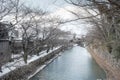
[65, 0, 120, 62]
[65, 0, 120, 79]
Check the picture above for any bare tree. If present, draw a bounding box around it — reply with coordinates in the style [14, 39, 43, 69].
[0, 0, 24, 72]
[0, 0, 46, 70]
[64, 0, 120, 60]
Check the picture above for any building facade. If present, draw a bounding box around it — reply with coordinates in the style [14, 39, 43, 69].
[0, 22, 11, 70]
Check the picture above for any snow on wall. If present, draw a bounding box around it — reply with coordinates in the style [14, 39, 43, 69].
[0, 46, 61, 77]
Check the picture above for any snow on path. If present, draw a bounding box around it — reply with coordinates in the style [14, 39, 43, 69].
[0, 46, 61, 77]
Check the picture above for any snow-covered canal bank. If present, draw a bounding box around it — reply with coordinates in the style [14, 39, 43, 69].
[30, 46, 106, 80]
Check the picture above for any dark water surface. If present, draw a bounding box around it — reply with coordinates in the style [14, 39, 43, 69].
[30, 46, 106, 80]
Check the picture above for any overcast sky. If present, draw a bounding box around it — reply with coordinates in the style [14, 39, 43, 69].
[22, 0, 89, 37]
[22, 0, 67, 12]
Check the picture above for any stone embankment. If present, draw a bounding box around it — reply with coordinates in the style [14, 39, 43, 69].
[87, 47, 120, 80]
[0, 45, 73, 80]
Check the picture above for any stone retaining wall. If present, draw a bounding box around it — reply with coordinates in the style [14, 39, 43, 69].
[0, 46, 71, 80]
[87, 47, 120, 80]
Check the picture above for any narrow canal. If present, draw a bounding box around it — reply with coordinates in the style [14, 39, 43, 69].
[30, 46, 106, 80]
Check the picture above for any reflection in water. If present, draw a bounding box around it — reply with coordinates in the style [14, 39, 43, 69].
[30, 46, 106, 80]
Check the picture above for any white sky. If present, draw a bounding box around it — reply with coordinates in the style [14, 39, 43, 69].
[21, 0, 90, 37]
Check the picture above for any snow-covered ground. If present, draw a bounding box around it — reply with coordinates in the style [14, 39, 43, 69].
[0, 46, 61, 77]
[28, 53, 60, 79]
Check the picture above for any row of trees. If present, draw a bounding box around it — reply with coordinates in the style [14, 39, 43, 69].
[0, 0, 72, 72]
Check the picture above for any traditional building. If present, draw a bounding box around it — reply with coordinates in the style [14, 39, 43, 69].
[0, 22, 11, 72]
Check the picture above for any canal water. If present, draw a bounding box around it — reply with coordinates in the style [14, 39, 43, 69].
[30, 46, 106, 80]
